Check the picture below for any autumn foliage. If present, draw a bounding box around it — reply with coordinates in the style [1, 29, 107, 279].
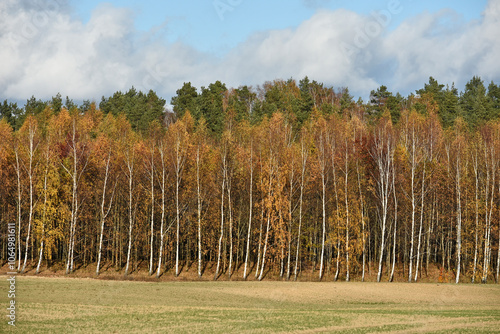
[1, 78, 500, 283]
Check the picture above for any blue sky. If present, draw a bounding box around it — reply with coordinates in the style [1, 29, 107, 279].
[69, 0, 488, 56]
[1, 0, 498, 104]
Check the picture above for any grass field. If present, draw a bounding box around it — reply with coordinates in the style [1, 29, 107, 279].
[1, 276, 500, 333]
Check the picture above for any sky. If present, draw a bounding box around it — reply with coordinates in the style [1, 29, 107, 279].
[1, 0, 499, 106]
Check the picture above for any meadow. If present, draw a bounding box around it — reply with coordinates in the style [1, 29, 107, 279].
[1, 276, 500, 333]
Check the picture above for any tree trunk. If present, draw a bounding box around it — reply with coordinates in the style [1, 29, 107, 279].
[258, 158, 273, 281]
[174, 138, 183, 277]
[415, 166, 426, 282]
[373, 125, 394, 283]
[455, 157, 462, 284]
[214, 153, 226, 280]
[356, 154, 366, 282]
[36, 150, 49, 275]
[196, 146, 203, 278]
[148, 149, 155, 276]
[344, 143, 350, 282]
[390, 171, 398, 282]
[227, 174, 234, 279]
[97, 152, 113, 276]
[318, 133, 327, 281]
[156, 146, 167, 278]
[286, 158, 294, 280]
[124, 158, 134, 276]
[258, 211, 271, 281]
[472, 150, 479, 283]
[482, 147, 496, 284]
[22, 124, 36, 273]
[243, 145, 253, 280]
[15, 148, 22, 272]
[408, 127, 417, 283]
[294, 139, 307, 281]
[66, 126, 79, 275]
[319, 169, 326, 280]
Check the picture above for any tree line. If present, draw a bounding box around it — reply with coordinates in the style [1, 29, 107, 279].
[0, 76, 499, 283]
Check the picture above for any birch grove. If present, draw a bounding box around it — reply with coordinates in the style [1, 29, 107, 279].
[1, 81, 500, 284]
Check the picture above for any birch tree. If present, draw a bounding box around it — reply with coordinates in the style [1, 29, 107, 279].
[156, 124, 171, 278]
[169, 114, 190, 277]
[400, 110, 425, 282]
[18, 116, 40, 272]
[243, 125, 256, 280]
[95, 114, 117, 276]
[294, 126, 310, 280]
[370, 113, 395, 282]
[55, 109, 92, 275]
[119, 115, 138, 276]
[481, 123, 499, 283]
[314, 115, 329, 280]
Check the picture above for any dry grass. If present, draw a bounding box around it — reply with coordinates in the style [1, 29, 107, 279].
[1, 275, 500, 333]
[2, 259, 469, 283]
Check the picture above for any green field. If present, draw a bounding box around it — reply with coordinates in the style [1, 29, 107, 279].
[1, 276, 500, 333]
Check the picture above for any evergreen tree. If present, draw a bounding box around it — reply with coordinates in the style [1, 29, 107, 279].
[487, 81, 500, 120]
[199, 81, 227, 135]
[440, 84, 460, 127]
[0, 100, 20, 128]
[416, 77, 445, 104]
[460, 76, 489, 127]
[171, 82, 199, 119]
[50, 93, 63, 114]
[339, 87, 354, 113]
[369, 85, 402, 122]
[298, 76, 314, 124]
[226, 85, 256, 123]
[100, 87, 165, 133]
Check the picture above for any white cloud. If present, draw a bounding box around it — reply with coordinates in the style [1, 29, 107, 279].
[0, 1, 208, 101]
[381, 2, 500, 94]
[0, 0, 499, 104]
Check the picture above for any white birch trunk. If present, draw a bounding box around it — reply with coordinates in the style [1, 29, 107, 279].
[258, 156, 273, 281]
[97, 151, 114, 276]
[196, 146, 203, 278]
[148, 148, 155, 276]
[22, 122, 37, 273]
[36, 146, 50, 274]
[243, 144, 253, 280]
[318, 134, 327, 281]
[344, 140, 350, 282]
[482, 146, 496, 283]
[455, 153, 462, 284]
[156, 143, 167, 278]
[408, 130, 417, 283]
[294, 138, 307, 281]
[214, 152, 226, 280]
[390, 169, 398, 282]
[124, 152, 134, 276]
[227, 173, 234, 278]
[173, 135, 186, 277]
[472, 149, 479, 283]
[286, 154, 294, 280]
[65, 120, 79, 275]
[414, 166, 426, 282]
[258, 210, 271, 281]
[14, 147, 22, 272]
[372, 125, 394, 283]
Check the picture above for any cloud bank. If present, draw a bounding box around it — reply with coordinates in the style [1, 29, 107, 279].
[1, 0, 499, 103]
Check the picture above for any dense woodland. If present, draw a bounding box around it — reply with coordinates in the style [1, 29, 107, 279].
[1, 76, 500, 283]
